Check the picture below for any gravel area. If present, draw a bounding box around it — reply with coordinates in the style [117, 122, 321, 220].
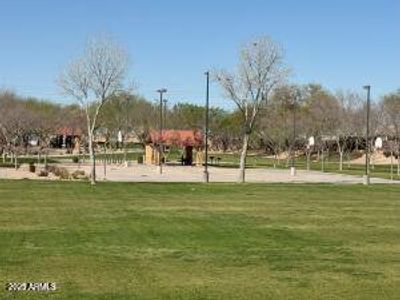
[0, 163, 397, 184]
[66, 163, 396, 184]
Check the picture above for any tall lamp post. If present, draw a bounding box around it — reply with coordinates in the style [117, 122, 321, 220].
[157, 88, 167, 174]
[363, 85, 371, 185]
[123, 93, 130, 164]
[290, 101, 296, 176]
[290, 87, 300, 176]
[203, 71, 210, 183]
[163, 98, 168, 129]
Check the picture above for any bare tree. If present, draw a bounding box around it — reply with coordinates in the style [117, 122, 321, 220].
[99, 93, 156, 150]
[209, 110, 242, 152]
[59, 36, 129, 184]
[0, 92, 34, 168]
[26, 99, 62, 167]
[215, 36, 288, 182]
[273, 85, 304, 168]
[381, 90, 400, 175]
[256, 108, 290, 168]
[381, 90, 400, 139]
[334, 91, 364, 171]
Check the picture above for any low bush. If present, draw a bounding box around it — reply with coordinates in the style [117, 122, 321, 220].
[71, 170, 87, 180]
[37, 170, 49, 177]
[58, 168, 70, 179]
[46, 165, 56, 173]
[0, 163, 15, 168]
[72, 156, 79, 163]
[51, 166, 70, 179]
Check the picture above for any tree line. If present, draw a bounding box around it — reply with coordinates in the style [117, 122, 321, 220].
[1, 84, 399, 160]
[0, 35, 399, 183]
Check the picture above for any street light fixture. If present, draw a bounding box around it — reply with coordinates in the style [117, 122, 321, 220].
[290, 87, 301, 176]
[291, 101, 296, 176]
[363, 85, 371, 185]
[204, 71, 210, 183]
[156, 88, 167, 174]
[163, 98, 168, 129]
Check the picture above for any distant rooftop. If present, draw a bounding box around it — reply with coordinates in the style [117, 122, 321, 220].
[148, 129, 203, 147]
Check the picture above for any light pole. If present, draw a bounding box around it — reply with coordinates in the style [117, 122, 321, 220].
[203, 71, 210, 183]
[290, 88, 300, 177]
[363, 85, 371, 185]
[124, 93, 130, 164]
[157, 88, 167, 174]
[291, 101, 296, 176]
[163, 98, 168, 129]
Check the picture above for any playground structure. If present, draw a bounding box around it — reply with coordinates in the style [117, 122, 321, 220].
[144, 129, 204, 166]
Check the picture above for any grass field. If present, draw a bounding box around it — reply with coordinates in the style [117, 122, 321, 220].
[1, 181, 399, 299]
[70, 151, 400, 181]
[204, 152, 400, 180]
[5, 149, 399, 181]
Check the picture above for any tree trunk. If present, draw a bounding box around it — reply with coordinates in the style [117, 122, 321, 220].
[321, 149, 324, 172]
[398, 141, 400, 177]
[336, 140, 343, 171]
[347, 153, 351, 169]
[285, 146, 290, 167]
[397, 154, 400, 177]
[44, 150, 48, 169]
[14, 153, 18, 170]
[103, 146, 107, 180]
[307, 150, 311, 171]
[88, 133, 96, 185]
[238, 132, 249, 183]
[123, 142, 127, 164]
[390, 151, 393, 181]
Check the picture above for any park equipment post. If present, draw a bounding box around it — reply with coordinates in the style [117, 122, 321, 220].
[363, 85, 371, 185]
[204, 71, 210, 183]
[157, 88, 167, 174]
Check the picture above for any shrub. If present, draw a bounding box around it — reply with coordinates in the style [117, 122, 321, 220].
[137, 156, 144, 164]
[37, 170, 49, 177]
[51, 166, 70, 179]
[0, 163, 14, 168]
[46, 165, 56, 173]
[72, 156, 79, 163]
[52, 167, 61, 176]
[58, 168, 70, 179]
[71, 170, 86, 180]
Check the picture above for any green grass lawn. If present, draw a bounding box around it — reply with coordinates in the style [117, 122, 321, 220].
[1, 181, 399, 299]
[9, 149, 399, 181]
[0, 157, 59, 168]
[206, 153, 400, 181]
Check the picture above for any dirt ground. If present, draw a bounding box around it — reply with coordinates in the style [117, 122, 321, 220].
[351, 151, 400, 165]
[1, 162, 394, 184]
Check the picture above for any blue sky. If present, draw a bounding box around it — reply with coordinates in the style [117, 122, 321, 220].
[0, 0, 398, 108]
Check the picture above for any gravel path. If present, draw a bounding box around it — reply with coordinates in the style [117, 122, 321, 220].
[0, 163, 397, 184]
[66, 163, 396, 184]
